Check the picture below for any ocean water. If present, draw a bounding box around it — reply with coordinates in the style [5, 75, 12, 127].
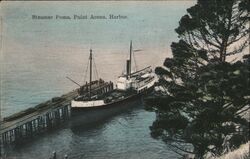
[3, 103, 179, 159]
[0, 1, 195, 158]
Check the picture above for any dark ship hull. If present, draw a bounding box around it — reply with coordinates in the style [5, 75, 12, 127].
[71, 86, 154, 112]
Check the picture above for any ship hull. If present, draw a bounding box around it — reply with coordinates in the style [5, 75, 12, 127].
[71, 86, 153, 112]
[70, 97, 142, 127]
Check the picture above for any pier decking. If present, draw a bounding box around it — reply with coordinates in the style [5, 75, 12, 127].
[0, 90, 77, 145]
[0, 79, 113, 156]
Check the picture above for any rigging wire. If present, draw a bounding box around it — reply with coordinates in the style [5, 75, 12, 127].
[132, 50, 138, 72]
[92, 58, 97, 81]
[82, 50, 99, 84]
[93, 56, 99, 80]
[83, 58, 89, 83]
[91, 55, 96, 81]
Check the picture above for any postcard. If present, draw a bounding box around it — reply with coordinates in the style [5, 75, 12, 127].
[1, 1, 249, 159]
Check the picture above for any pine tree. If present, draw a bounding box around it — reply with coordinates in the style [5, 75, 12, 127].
[146, 0, 249, 158]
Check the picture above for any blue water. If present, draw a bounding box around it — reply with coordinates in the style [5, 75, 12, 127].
[1, 1, 195, 158]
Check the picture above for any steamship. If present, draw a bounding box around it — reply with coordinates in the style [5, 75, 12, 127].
[70, 41, 156, 110]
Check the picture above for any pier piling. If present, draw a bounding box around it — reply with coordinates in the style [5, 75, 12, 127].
[0, 79, 110, 155]
[0, 90, 77, 147]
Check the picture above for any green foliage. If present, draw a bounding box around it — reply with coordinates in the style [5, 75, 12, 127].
[149, 60, 250, 158]
[175, 0, 249, 62]
[146, 0, 250, 158]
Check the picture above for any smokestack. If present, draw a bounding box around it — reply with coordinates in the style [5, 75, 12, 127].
[126, 60, 131, 79]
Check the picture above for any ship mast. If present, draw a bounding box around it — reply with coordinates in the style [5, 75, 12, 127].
[129, 40, 132, 78]
[89, 49, 92, 99]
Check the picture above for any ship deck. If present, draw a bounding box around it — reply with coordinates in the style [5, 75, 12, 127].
[75, 89, 137, 103]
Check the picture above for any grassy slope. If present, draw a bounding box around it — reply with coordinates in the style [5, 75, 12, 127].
[215, 141, 249, 159]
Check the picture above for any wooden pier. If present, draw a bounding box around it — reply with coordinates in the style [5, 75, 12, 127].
[0, 79, 113, 156]
[0, 90, 77, 147]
